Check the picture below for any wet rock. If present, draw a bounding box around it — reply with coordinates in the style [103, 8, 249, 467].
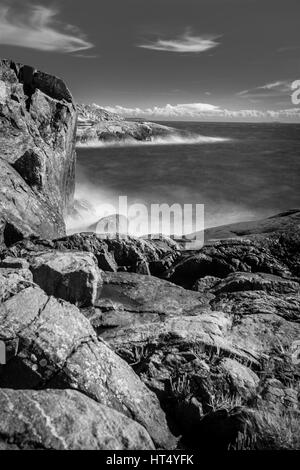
[0, 389, 155, 450]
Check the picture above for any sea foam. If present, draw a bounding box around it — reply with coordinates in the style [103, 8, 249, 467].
[76, 134, 231, 148]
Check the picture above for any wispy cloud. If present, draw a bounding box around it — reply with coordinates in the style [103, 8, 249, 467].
[0, 3, 94, 53]
[102, 102, 300, 122]
[73, 53, 99, 59]
[138, 32, 220, 53]
[238, 80, 293, 98]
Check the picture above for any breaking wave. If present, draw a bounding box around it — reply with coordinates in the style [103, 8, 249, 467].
[76, 134, 232, 148]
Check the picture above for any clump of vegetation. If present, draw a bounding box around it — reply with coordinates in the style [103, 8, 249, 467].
[170, 373, 192, 401]
[209, 392, 243, 413]
[127, 341, 155, 366]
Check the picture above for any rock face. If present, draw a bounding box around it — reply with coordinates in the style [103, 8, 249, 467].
[0, 159, 68, 247]
[0, 59, 77, 247]
[0, 389, 155, 450]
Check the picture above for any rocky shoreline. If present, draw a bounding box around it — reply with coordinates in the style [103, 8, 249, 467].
[76, 103, 190, 145]
[0, 60, 299, 450]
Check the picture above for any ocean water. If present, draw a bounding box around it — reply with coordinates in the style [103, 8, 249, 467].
[71, 122, 300, 235]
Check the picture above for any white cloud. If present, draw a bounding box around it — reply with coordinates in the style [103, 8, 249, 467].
[102, 102, 300, 122]
[260, 81, 287, 90]
[238, 80, 293, 97]
[103, 102, 220, 119]
[0, 4, 94, 53]
[138, 33, 220, 53]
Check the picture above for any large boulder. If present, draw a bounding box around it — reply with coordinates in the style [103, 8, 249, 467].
[0, 59, 77, 247]
[0, 389, 154, 450]
[84, 271, 212, 331]
[0, 285, 175, 448]
[30, 251, 102, 307]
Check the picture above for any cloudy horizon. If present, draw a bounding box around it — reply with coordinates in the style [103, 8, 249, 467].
[0, 0, 299, 122]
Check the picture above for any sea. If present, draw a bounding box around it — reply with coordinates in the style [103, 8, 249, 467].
[69, 122, 300, 236]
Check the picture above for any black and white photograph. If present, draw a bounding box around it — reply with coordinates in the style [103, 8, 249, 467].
[0, 0, 299, 456]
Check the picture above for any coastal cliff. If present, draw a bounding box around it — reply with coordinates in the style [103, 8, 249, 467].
[0, 60, 77, 246]
[0, 62, 299, 450]
[76, 103, 187, 145]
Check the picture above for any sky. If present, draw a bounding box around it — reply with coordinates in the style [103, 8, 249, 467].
[0, 0, 300, 121]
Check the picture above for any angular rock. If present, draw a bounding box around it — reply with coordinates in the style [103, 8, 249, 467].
[0, 389, 155, 450]
[193, 276, 220, 293]
[0, 286, 175, 449]
[30, 251, 102, 307]
[228, 311, 300, 358]
[220, 358, 260, 398]
[85, 271, 212, 331]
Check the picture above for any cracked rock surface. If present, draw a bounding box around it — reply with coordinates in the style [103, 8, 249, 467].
[0, 281, 176, 449]
[0, 388, 155, 450]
